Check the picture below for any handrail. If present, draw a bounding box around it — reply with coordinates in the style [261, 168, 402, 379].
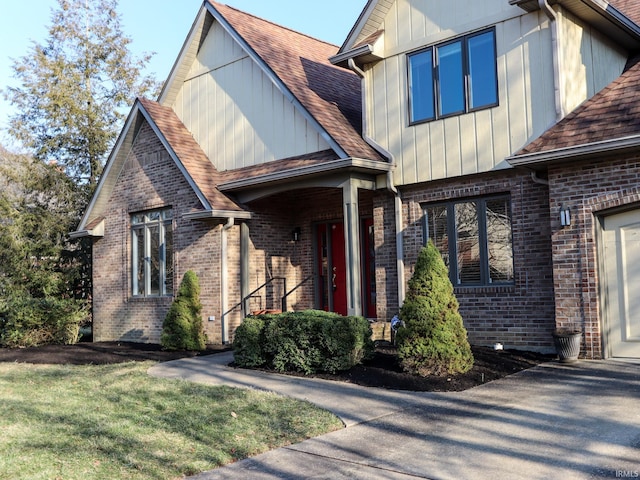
[222, 277, 286, 319]
[281, 274, 316, 312]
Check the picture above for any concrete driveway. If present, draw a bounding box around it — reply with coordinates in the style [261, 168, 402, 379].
[150, 354, 640, 479]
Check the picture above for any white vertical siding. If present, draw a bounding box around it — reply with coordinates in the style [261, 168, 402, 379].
[560, 8, 627, 115]
[172, 21, 330, 171]
[366, 0, 627, 186]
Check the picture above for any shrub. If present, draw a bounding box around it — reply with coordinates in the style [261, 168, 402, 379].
[232, 310, 374, 374]
[0, 295, 88, 347]
[161, 271, 206, 351]
[395, 242, 474, 376]
[232, 316, 266, 367]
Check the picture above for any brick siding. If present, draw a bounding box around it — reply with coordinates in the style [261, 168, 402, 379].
[548, 152, 640, 359]
[382, 169, 557, 352]
[93, 121, 228, 343]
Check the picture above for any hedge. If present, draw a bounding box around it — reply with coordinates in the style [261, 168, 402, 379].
[233, 310, 374, 374]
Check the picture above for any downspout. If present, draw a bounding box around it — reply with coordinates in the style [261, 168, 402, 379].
[220, 216, 234, 344]
[348, 59, 406, 308]
[539, 0, 565, 121]
[531, 171, 549, 186]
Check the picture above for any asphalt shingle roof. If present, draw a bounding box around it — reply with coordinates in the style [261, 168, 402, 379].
[610, 0, 640, 26]
[139, 98, 246, 213]
[517, 55, 640, 155]
[209, 1, 383, 162]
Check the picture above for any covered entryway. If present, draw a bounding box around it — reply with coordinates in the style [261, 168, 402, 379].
[601, 208, 640, 359]
[316, 218, 376, 318]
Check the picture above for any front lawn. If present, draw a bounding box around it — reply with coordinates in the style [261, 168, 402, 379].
[0, 361, 342, 479]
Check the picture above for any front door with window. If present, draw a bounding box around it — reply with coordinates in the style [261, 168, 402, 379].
[602, 209, 640, 358]
[316, 220, 376, 317]
[317, 223, 347, 315]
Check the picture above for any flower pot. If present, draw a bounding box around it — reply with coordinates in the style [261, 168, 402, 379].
[552, 330, 581, 363]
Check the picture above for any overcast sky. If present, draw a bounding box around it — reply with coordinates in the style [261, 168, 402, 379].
[0, 0, 366, 146]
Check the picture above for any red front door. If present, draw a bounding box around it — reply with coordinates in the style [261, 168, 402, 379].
[317, 220, 377, 318]
[317, 222, 347, 315]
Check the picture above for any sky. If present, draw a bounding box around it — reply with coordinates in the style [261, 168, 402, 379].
[0, 0, 366, 147]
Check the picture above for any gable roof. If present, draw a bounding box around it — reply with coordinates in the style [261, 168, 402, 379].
[339, 0, 640, 60]
[160, 1, 383, 163]
[73, 98, 249, 236]
[509, 55, 640, 166]
[138, 98, 247, 214]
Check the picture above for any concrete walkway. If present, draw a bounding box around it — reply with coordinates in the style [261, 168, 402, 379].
[149, 353, 640, 479]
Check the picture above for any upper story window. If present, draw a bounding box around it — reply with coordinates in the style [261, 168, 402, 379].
[408, 29, 498, 124]
[132, 209, 174, 297]
[423, 195, 513, 287]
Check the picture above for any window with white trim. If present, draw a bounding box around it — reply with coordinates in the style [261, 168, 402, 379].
[408, 28, 498, 123]
[131, 209, 174, 296]
[424, 196, 513, 286]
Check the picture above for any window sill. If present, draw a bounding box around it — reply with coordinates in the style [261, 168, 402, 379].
[454, 284, 515, 295]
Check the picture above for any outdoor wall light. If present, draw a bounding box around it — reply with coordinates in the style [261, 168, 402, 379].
[560, 204, 571, 227]
[292, 227, 301, 242]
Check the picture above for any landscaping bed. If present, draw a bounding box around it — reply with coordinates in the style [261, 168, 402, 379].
[0, 341, 554, 392]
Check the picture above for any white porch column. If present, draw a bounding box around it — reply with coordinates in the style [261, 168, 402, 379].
[342, 178, 362, 317]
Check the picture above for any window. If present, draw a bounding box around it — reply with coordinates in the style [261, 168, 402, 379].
[408, 29, 498, 123]
[132, 209, 174, 296]
[424, 196, 513, 286]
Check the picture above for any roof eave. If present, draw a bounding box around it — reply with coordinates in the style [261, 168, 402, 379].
[507, 134, 640, 169]
[70, 219, 105, 239]
[183, 209, 252, 221]
[511, 0, 640, 49]
[329, 44, 382, 68]
[218, 157, 393, 192]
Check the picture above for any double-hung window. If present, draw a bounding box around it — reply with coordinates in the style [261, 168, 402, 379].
[424, 196, 513, 286]
[408, 28, 498, 123]
[132, 209, 174, 297]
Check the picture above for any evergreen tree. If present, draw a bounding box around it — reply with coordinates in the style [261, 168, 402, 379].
[396, 241, 474, 376]
[161, 271, 207, 351]
[3, 0, 159, 186]
[0, 146, 84, 300]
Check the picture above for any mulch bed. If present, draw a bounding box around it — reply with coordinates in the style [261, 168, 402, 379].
[0, 341, 555, 392]
[0, 341, 230, 366]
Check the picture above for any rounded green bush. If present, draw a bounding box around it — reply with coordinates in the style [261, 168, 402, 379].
[233, 310, 374, 374]
[232, 316, 266, 367]
[396, 242, 474, 376]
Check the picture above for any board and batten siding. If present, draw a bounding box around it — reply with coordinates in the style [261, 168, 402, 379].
[560, 8, 627, 116]
[366, 0, 628, 186]
[172, 21, 330, 172]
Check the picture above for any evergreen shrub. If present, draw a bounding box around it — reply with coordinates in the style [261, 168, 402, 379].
[0, 295, 88, 347]
[232, 310, 374, 374]
[395, 241, 474, 376]
[161, 270, 206, 351]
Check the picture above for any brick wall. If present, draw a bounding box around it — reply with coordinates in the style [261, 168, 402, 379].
[93, 121, 227, 343]
[548, 152, 640, 359]
[93, 127, 382, 345]
[381, 169, 556, 352]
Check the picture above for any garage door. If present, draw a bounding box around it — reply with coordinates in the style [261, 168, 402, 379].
[602, 208, 640, 358]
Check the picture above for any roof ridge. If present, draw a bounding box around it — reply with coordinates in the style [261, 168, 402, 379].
[209, 1, 339, 48]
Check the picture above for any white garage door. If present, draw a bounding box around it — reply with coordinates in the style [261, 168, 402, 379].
[602, 208, 640, 359]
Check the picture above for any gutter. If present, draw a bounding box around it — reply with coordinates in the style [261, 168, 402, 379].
[507, 134, 640, 167]
[348, 59, 406, 308]
[183, 209, 251, 221]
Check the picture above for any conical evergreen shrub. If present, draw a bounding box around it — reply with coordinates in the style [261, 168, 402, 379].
[395, 241, 474, 376]
[161, 270, 206, 351]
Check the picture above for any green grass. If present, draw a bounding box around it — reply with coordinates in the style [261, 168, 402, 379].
[0, 361, 343, 479]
